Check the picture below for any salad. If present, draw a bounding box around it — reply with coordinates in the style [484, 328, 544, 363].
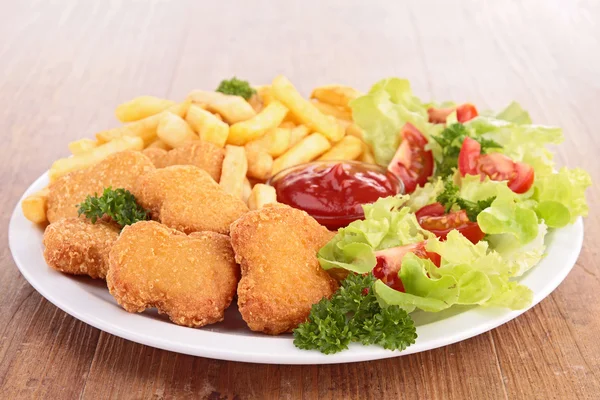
[293, 78, 591, 354]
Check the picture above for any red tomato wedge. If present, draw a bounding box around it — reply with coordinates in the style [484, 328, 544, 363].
[415, 202, 445, 219]
[416, 202, 485, 244]
[373, 242, 441, 292]
[458, 137, 535, 194]
[388, 123, 434, 194]
[427, 103, 479, 124]
[427, 107, 453, 124]
[456, 103, 478, 123]
[458, 136, 481, 175]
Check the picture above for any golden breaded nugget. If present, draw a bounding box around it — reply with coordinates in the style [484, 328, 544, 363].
[107, 221, 239, 327]
[135, 165, 248, 234]
[230, 205, 338, 334]
[142, 148, 169, 168]
[46, 151, 155, 223]
[142, 141, 224, 181]
[43, 218, 120, 279]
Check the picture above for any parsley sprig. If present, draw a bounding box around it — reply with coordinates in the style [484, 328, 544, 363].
[293, 274, 417, 354]
[431, 123, 502, 178]
[216, 77, 256, 100]
[436, 179, 495, 222]
[77, 187, 149, 228]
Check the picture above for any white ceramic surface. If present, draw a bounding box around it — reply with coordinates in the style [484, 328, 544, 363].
[8, 172, 584, 365]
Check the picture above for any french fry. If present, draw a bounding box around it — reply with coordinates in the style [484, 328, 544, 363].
[272, 133, 331, 175]
[310, 84, 362, 109]
[227, 101, 289, 146]
[96, 102, 188, 146]
[185, 104, 229, 148]
[146, 138, 171, 150]
[248, 184, 277, 210]
[68, 138, 98, 155]
[272, 76, 344, 142]
[255, 85, 275, 107]
[187, 90, 256, 124]
[246, 148, 273, 180]
[248, 93, 263, 113]
[289, 124, 310, 146]
[345, 122, 364, 140]
[311, 100, 352, 120]
[358, 143, 376, 164]
[157, 112, 198, 148]
[336, 118, 351, 131]
[219, 145, 248, 198]
[115, 96, 176, 122]
[318, 136, 363, 161]
[49, 136, 144, 181]
[279, 121, 295, 129]
[21, 188, 49, 224]
[245, 127, 291, 158]
[242, 178, 252, 203]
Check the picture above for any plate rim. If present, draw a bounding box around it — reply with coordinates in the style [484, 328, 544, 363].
[8, 171, 585, 365]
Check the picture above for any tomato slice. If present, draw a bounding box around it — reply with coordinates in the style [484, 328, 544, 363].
[415, 202, 445, 220]
[416, 202, 485, 244]
[373, 241, 441, 292]
[458, 137, 481, 176]
[456, 103, 478, 123]
[428, 104, 478, 124]
[427, 107, 453, 124]
[458, 138, 535, 194]
[388, 123, 434, 194]
[507, 161, 535, 194]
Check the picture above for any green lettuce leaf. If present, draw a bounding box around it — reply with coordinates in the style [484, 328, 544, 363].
[318, 196, 429, 273]
[496, 101, 532, 125]
[477, 185, 539, 243]
[458, 174, 504, 203]
[467, 116, 563, 177]
[374, 253, 459, 313]
[405, 177, 444, 212]
[427, 230, 532, 309]
[375, 231, 533, 312]
[486, 277, 533, 310]
[532, 167, 592, 227]
[487, 223, 548, 277]
[350, 78, 432, 165]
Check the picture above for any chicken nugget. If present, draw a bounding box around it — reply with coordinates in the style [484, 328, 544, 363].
[142, 148, 169, 168]
[230, 204, 339, 334]
[142, 141, 224, 181]
[43, 217, 120, 279]
[46, 151, 155, 223]
[135, 165, 248, 234]
[107, 221, 239, 327]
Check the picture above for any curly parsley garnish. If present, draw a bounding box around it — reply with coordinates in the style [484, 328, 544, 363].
[437, 179, 495, 222]
[77, 187, 149, 228]
[216, 77, 256, 100]
[293, 274, 417, 354]
[431, 123, 502, 178]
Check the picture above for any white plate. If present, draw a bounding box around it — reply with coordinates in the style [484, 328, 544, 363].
[9, 172, 584, 365]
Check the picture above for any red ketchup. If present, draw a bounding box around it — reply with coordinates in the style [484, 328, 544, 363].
[269, 161, 402, 230]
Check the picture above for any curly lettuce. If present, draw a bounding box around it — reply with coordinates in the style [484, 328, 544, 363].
[349, 78, 434, 165]
[318, 196, 429, 274]
[375, 231, 533, 312]
[532, 167, 592, 227]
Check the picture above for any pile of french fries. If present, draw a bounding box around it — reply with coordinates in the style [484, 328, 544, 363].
[22, 75, 375, 224]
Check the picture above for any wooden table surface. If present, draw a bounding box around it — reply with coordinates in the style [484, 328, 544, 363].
[1, 1, 599, 399]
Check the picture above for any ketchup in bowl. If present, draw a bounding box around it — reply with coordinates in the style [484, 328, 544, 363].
[269, 161, 403, 230]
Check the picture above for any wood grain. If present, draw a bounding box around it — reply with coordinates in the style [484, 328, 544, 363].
[1, 0, 598, 399]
